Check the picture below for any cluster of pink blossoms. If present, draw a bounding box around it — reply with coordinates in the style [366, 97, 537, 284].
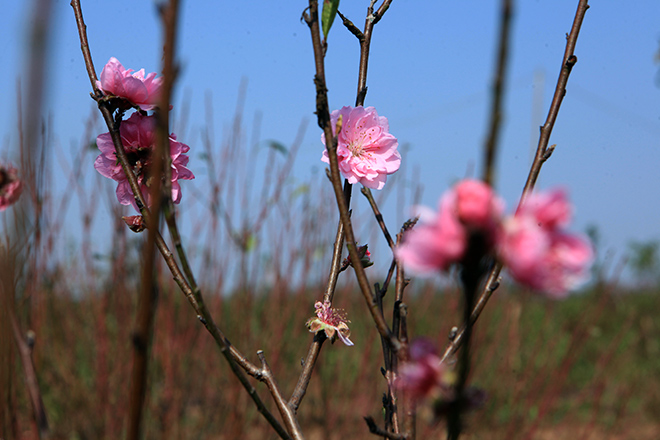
[94, 58, 194, 212]
[321, 106, 401, 190]
[0, 164, 23, 211]
[395, 179, 593, 297]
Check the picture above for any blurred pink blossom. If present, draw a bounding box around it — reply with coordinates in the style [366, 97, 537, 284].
[306, 301, 353, 346]
[96, 57, 163, 111]
[398, 338, 451, 402]
[94, 112, 194, 212]
[0, 164, 23, 211]
[321, 106, 400, 190]
[499, 189, 593, 297]
[395, 179, 502, 274]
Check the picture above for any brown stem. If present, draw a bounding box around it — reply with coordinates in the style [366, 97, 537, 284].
[361, 186, 395, 248]
[257, 352, 305, 439]
[440, 0, 590, 364]
[9, 310, 49, 439]
[482, 0, 513, 187]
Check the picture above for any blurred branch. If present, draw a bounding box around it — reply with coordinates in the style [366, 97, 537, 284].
[9, 308, 49, 439]
[441, 0, 590, 364]
[482, 0, 513, 187]
[125, 0, 180, 438]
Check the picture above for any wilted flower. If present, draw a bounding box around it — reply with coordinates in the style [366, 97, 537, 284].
[306, 301, 353, 346]
[94, 112, 194, 211]
[96, 57, 163, 111]
[321, 106, 400, 190]
[499, 189, 593, 297]
[0, 164, 23, 211]
[395, 179, 503, 274]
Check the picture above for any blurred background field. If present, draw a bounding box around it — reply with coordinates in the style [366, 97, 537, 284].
[5, 258, 660, 439]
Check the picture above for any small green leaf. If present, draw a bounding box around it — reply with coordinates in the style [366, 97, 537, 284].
[321, 0, 340, 40]
[267, 140, 288, 155]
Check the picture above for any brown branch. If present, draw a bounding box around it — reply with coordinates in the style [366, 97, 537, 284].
[257, 352, 305, 439]
[69, 2, 293, 438]
[126, 0, 180, 438]
[440, 0, 590, 364]
[482, 0, 513, 187]
[9, 311, 49, 438]
[364, 416, 408, 439]
[361, 186, 395, 248]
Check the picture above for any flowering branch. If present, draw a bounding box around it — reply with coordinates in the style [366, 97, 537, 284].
[440, 0, 591, 364]
[70, 2, 295, 438]
[306, 0, 399, 339]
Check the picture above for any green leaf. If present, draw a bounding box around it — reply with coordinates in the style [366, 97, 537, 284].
[267, 140, 288, 155]
[321, 0, 340, 40]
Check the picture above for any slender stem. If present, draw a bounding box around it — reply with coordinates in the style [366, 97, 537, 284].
[258, 352, 305, 439]
[361, 187, 395, 248]
[482, 0, 513, 187]
[440, 0, 590, 364]
[9, 309, 49, 438]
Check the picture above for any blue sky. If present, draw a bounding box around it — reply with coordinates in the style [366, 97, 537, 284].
[2, 1, 660, 284]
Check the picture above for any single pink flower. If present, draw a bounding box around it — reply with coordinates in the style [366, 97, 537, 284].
[94, 112, 194, 212]
[0, 164, 23, 211]
[96, 57, 163, 111]
[395, 180, 503, 274]
[499, 190, 593, 297]
[321, 106, 400, 190]
[306, 301, 353, 346]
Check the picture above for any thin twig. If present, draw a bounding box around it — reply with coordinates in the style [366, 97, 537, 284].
[361, 186, 395, 248]
[364, 416, 408, 439]
[440, 0, 590, 364]
[482, 0, 513, 187]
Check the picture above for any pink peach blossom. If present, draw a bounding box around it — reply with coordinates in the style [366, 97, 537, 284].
[0, 164, 23, 211]
[94, 112, 194, 212]
[499, 190, 593, 297]
[453, 179, 504, 231]
[395, 180, 503, 274]
[96, 57, 163, 111]
[321, 106, 400, 190]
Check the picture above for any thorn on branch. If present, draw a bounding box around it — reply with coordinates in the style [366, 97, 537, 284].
[542, 144, 556, 161]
